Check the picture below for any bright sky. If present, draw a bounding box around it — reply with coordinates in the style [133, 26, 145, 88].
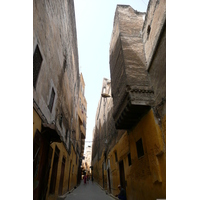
[74, 0, 149, 152]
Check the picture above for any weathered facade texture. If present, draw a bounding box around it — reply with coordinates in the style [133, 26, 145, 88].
[33, 0, 86, 199]
[92, 1, 166, 200]
[78, 73, 87, 157]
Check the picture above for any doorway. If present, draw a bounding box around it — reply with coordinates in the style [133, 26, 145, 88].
[58, 157, 66, 195]
[33, 130, 53, 200]
[49, 146, 60, 194]
[102, 162, 104, 188]
[107, 168, 111, 193]
[119, 160, 126, 189]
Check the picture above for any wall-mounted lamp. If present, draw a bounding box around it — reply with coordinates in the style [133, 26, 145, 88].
[101, 93, 111, 98]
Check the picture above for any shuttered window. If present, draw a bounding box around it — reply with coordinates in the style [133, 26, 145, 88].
[33, 45, 43, 88]
[48, 88, 55, 112]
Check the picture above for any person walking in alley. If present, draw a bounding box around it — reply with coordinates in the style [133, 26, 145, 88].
[115, 185, 127, 200]
[83, 174, 87, 184]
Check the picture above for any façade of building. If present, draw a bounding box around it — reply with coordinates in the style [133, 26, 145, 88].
[33, 0, 87, 199]
[82, 145, 92, 177]
[78, 73, 87, 177]
[91, 1, 166, 200]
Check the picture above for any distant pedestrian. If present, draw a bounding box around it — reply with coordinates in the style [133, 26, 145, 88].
[115, 185, 126, 200]
[84, 174, 87, 184]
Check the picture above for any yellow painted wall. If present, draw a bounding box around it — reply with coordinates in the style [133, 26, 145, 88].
[93, 109, 166, 200]
[33, 108, 42, 138]
[46, 143, 78, 200]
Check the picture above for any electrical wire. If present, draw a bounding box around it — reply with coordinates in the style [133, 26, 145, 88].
[68, 132, 115, 143]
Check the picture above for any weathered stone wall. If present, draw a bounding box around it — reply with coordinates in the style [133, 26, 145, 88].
[109, 5, 154, 128]
[33, 0, 81, 199]
[78, 73, 87, 156]
[142, 0, 166, 143]
[33, 0, 79, 145]
[142, 0, 166, 71]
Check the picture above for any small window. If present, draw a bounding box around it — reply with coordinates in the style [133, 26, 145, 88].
[48, 88, 55, 112]
[128, 153, 131, 166]
[115, 151, 118, 162]
[147, 25, 151, 38]
[33, 45, 43, 88]
[136, 138, 144, 158]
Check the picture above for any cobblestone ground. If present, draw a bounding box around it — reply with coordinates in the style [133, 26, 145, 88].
[64, 180, 115, 200]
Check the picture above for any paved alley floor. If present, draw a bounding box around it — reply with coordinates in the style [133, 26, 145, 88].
[64, 180, 115, 200]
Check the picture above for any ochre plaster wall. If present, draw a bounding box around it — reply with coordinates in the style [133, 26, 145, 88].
[93, 109, 166, 200]
[46, 143, 78, 200]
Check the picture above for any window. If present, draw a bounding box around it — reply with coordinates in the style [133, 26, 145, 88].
[115, 151, 118, 162]
[33, 45, 43, 88]
[48, 88, 55, 112]
[136, 138, 144, 158]
[147, 25, 151, 38]
[63, 57, 66, 71]
[128, 153, 132, 166]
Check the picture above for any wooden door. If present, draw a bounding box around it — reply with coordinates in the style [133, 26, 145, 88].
[119, 160, 126, 189]
[58, 157, 66, 195]
[68, 161, 72, 191]
[33, 131, 53, 200]
[33, 130, 42, 200]
[102, 163, 104, 188]
[49, 146, 60, 194]
[107, 168, 111, 193]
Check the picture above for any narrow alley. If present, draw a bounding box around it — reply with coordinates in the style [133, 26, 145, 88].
[33, 0, 166, 200]
[59, 180, 116, 200]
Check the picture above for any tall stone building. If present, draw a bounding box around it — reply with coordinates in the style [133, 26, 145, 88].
[92, 1, 166, 200]
[33, 0, 86, 199]
[78, 73, 87, 178]
[78, 73, 87, 158]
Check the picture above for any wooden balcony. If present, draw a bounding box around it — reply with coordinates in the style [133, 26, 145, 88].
[109, 5, 154, 129]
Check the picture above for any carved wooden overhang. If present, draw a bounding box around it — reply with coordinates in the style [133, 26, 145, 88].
[42, 123, 61, 143]
[114, 87, 154, 129]
[109, 5, 154, 130]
